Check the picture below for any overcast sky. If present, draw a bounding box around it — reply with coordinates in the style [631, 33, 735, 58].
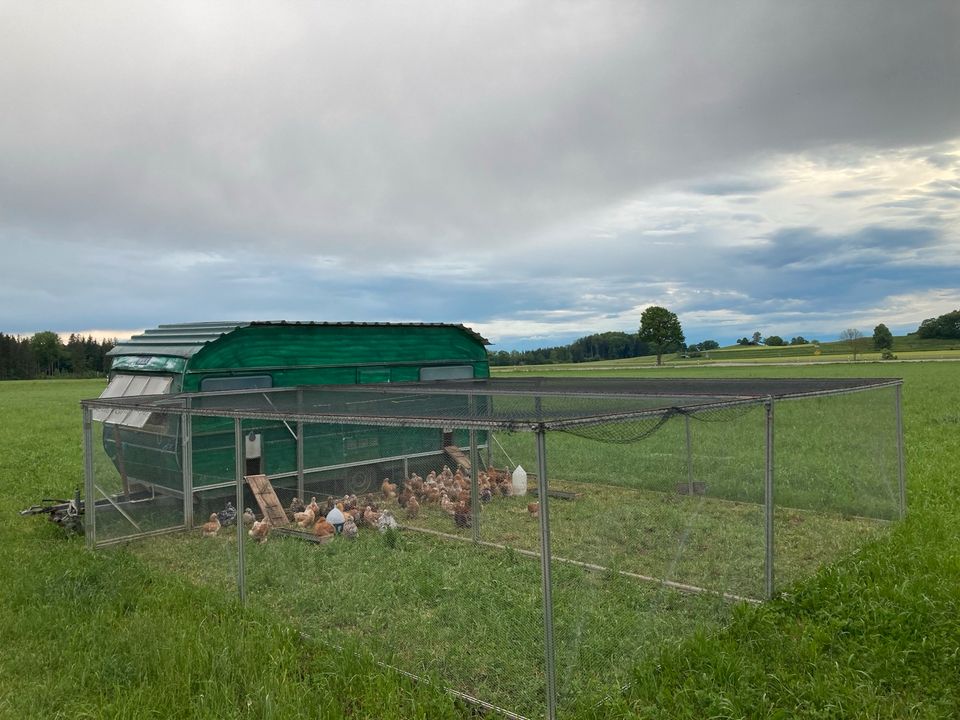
[2, 1, 958, 349]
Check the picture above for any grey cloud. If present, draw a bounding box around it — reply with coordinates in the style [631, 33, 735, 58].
[832, 188, 884, 200]
[924, 153, 960, 168]
[921, 179, 960, 199]
[738, 226, 940, 270]
[686, 176, 780, 196]
[1, 0, 959, 264]
[869, 198, 933, 210]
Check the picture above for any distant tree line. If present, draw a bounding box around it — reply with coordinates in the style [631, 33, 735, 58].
[488, 331, 654, 366]
[916, 309, 960, 340]
[736, 332, 815, 347]
[0, 331, 115, 380]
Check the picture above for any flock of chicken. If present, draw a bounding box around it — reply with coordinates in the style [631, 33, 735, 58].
[200, 464, 541, 544]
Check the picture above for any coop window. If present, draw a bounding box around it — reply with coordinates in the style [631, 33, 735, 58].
[93, 374, 173, 427]
[419, 365, 474, 381]
[200, 375, 273, 392]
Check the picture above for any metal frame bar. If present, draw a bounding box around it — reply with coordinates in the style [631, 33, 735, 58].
[181, 398, 194, 529]
[535, 426, 557, 720]
[297, 388, 305, 501]
[86, 377, 903, 408]
[469, 394, 480, 541]
[296, 421, 305, 500]
[80, 379, 904, 434]
[684, 413, 694, 495]
[764, 398, 775, 600]
[83, 406, 95, 550]
[263, 447, 482, 483]
[234, 418, 246, 603]
[93, 524, 186, 548]
[470, 428, 480, 542]
[93, 484, 143, 532]
[339, 377, 903, 400]
[895, 384, 907, 520]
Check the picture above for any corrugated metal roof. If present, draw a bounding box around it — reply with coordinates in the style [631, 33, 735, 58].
[107, 321, 489, 359]
[106, 322, 249, 358]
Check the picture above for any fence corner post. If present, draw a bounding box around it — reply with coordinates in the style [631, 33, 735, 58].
[764, 397, 775, 600]
[535, 425, 557, 720]
[83, 405, 95, 550]
[181, 398, 194, 530]
[895, 383, 907, 520]
[234, 418, 246, 604]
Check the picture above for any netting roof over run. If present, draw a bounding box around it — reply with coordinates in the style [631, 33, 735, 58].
[84, 376, 901, 434]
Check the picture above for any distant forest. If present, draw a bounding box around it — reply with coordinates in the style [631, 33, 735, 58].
[488, 331, 656, 366]
[0, 332, 115, 380]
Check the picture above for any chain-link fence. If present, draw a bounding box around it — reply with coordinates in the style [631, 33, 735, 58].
[81, 378, 904, 720]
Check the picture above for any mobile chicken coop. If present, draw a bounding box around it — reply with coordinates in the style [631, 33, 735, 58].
[94, 320, 490, 513]
[82, 373, 906, 720]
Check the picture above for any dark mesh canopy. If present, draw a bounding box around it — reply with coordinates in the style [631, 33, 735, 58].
[84, 376, 901, 432]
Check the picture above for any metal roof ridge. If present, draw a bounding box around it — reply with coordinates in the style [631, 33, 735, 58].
[246, 320, 489, 344]
[113, 320, 489, 348]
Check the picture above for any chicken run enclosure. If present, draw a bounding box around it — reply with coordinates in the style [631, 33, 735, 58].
[81, 377, 906, 720]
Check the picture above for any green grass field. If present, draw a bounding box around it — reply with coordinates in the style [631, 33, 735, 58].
[2, 363, 960, 718]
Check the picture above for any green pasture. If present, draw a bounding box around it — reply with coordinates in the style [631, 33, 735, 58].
[495, 336, 960, 370]
[2, 362, 959, 718]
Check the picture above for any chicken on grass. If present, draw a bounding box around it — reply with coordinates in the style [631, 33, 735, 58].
[201, 513, 221, 537]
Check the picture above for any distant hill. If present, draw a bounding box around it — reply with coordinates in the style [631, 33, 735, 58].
[491, 333, 960, 371]
[694, 334, 960, 360]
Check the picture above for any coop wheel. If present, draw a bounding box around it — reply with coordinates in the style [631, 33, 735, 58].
[347, 467, 375, 494]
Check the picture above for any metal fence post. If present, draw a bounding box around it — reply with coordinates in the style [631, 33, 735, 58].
[895, 383, 907, 519]
[235, 418, 246, 604]
[83, 406, 95, 550]
[764, 398, 775, 600]
[535, 426, 557, 720]
[468, 395, 480, 541]
[684, 413, 694, 495]
[485, 391, 493, 470]
[181, 398, 194, 530]
[470, 427, 480, 542]
[296, 387, 305, 501]
[296, 421, 305, 501]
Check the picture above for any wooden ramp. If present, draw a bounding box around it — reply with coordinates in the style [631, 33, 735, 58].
[245, 474, 289, 527]
[444, 445, 471, 472]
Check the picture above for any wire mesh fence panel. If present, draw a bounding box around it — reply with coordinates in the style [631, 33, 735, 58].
[96, 414, 240, 598]
[529, 408, 768, 598]
[89, 411, 186, 546]
[772, 389, 900, 594]
[542, 413, 767, 715]
[236, 422, 550, 720]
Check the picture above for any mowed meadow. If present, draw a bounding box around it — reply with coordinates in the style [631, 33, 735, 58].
[1, 362, 959, 718]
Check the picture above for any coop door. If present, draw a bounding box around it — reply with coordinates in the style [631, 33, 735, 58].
[244, 432, 263, 476]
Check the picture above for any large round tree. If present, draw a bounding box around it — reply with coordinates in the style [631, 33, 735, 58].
[873, 323, 894, 350]
[638, 306, 685, 366]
